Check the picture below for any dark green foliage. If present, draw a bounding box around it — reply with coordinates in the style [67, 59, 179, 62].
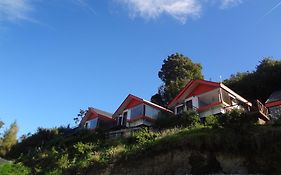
[5, 127, 108, 174]
[5, 111, 281, 174]
[224, 58, 281, 102]
[151, 53, 204, 106]
[0, 163, 30, 175]
[204, 115, 221, 128]
[154, 110, 202, 129]
[154, 111, 177, 129]
[179, 110, 202, 128]
[131, 128, 158, 145]
[218, 109, 257, 130]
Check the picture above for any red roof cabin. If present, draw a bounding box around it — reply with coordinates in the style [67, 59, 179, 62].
[80, 107, 114, 130]
[168, 79, 269, 123]
[112, 94, 173, 128]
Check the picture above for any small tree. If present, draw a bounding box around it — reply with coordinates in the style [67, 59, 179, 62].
[0, 121, 18, 156]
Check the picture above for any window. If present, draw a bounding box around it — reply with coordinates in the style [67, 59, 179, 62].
[198, 89, 220, 108]
[117, 116, 123, 126]
[221, 89, 231, 105]
[145, 105, 160, 119]
[130, 104, 144, 119]
[176, 105, 184, 114]
[123, 111, 128, 125]
[85, 118, 98, 129]
[185, 100, 193, 110]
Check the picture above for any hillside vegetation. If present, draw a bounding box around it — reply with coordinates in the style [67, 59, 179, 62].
[1, 110, 281, 175]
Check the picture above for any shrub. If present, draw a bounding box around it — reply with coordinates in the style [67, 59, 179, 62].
[178, 110, 202, 128]
[154, 111, 177, 129]
[204, 115, 220, 128]
[0, 163, 30, 175]
[131, 128, 159, 145]
[155, 110, 202, 129]
[218, 109, 257, 130]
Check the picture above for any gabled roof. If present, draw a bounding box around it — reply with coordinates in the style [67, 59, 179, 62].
[90, 108, 113, 118]
[168, 79, 251, 108]
[265, 90, 281, 108]
[81, 107, 113, 124]
[113, 94, 172, 118]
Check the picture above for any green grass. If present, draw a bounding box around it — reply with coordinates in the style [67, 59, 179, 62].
[0, 163, 30, 175]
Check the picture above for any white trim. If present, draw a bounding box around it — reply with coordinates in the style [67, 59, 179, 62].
[175, 104, 184, 115]
[220, 83, 252, 106]
[184, 97, 193, 102]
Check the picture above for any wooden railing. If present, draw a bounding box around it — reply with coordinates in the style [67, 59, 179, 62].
[255, 99, 269, 117]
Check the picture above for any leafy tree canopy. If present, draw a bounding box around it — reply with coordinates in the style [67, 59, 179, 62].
[224, 58, 281, 103]
[152, 53, 204, 106]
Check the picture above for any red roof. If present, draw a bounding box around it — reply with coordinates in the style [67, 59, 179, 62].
[265, 100, 281, 108]
[168, 79, 220, 108]
[167, 79, 251, 108]
[113, 94, 172, 118]
[81, 107, 114, 125]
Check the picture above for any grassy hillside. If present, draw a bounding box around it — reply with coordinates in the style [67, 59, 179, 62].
[3, 111, 281, 174]
[3, 125, 281, 174]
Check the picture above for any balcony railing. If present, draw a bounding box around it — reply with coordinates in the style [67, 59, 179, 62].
[250, 100, 269, 121]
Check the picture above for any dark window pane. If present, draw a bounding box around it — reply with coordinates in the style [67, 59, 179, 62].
[131, 104, 144, 119]
[186, 100, 193, 110]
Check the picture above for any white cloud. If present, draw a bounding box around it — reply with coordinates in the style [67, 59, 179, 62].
[116, 0, 244, 23]
[0, 0, 32, 23]
[220, 0, 243, 9]
[117, 0, 202, 24]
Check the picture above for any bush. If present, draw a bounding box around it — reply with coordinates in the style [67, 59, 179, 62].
[155, 110, 202, 129]
[218, 109, 257, 130]
[0, 163, 30, 175]
[154, 111, 177, 129]
[131, 128, 159, 145]
[204, 115, 220, 128]
[178, 110, 202, 128]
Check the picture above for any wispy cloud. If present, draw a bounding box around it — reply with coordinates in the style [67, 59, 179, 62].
[116, 0, 244, 23]
[116, 0, 201, 23]
[76, 0, 96, 14]
[220, 0, 243, 9]
[0, 0, 32, 23]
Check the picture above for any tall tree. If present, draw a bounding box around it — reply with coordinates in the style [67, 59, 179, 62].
[0, 121, 18, 156]
[224, 58, 281, 102]
[151, 53, 204, 106]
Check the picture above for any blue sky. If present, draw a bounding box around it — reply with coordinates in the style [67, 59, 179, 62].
[0, 0, 280, 137]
